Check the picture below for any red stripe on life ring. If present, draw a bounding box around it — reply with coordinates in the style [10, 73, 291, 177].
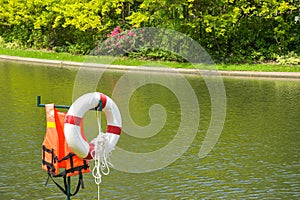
[65, 115, 82, 126]
[107, 125, 121, 135]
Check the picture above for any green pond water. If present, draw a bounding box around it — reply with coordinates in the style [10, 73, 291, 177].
[0, 61, 299, 199]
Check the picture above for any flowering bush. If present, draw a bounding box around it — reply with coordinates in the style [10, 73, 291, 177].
[94, 26, 145, 56]
[93, 26, 185, 62]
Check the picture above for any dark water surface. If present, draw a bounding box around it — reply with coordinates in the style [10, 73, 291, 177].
[0, 61, 299, 199]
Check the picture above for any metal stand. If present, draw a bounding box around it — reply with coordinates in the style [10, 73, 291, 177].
[37, 96, 71, 109]
[37, 96, 102, 111]
[66, 177, 71, 200]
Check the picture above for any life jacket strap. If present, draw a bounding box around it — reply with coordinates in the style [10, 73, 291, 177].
[42, 145, 56, 174]
[42, 146, 89, 176]
[42, 146, 89, 197]
[45, 171, 83, 197]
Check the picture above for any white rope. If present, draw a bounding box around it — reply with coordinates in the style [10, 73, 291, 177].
[91, 111, 113, 200]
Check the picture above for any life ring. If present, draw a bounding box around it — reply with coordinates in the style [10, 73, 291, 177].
[64, 92, 122, 159]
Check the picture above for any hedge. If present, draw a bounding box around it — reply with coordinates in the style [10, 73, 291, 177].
[0, 0, 299, 63]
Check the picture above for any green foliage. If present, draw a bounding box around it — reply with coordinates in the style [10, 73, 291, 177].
[128, 48, 186, 62]
[276, 52, 300, 65]
[126, 0, 299, 63]
[0, 0, 127, 53]
[0, 36, 5, 47]
[0, 0, 299, 63]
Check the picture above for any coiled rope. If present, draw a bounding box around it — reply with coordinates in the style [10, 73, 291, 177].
[90, 111, 113, 200]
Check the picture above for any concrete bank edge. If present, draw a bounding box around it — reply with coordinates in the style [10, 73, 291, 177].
[1, 54, 300, 79]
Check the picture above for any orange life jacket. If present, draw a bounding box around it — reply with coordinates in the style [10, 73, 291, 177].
[42, 104, 90, 196]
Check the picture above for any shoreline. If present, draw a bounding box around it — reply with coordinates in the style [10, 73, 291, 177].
[1, 54, 300, 80]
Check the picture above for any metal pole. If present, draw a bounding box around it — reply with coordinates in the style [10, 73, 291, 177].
[37, 96, 71, 109]
[66, 176, 71, 200]
[37, 96, 103, 111]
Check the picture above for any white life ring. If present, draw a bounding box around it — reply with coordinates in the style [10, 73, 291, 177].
[64, 92, 122, 159]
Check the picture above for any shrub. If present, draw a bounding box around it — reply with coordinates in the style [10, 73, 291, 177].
[94, 26, 143, 56]
[0, 0, 298, 63]
[0, 36, 5, 48]
[276, 52, 300, 65]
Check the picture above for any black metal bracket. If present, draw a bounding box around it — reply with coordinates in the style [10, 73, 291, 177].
[37, 96, 71, 109]
[37, 96, 102, 111]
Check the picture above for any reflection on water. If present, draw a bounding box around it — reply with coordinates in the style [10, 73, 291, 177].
[0, 61, 299, 199]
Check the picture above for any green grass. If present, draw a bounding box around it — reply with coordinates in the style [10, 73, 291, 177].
[216, 63, 300, 72]
[0, 48, 86, 62]
[1, 48, 300, 72]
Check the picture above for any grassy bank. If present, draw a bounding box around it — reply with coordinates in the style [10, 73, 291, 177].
[1, 48, 300, 72]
